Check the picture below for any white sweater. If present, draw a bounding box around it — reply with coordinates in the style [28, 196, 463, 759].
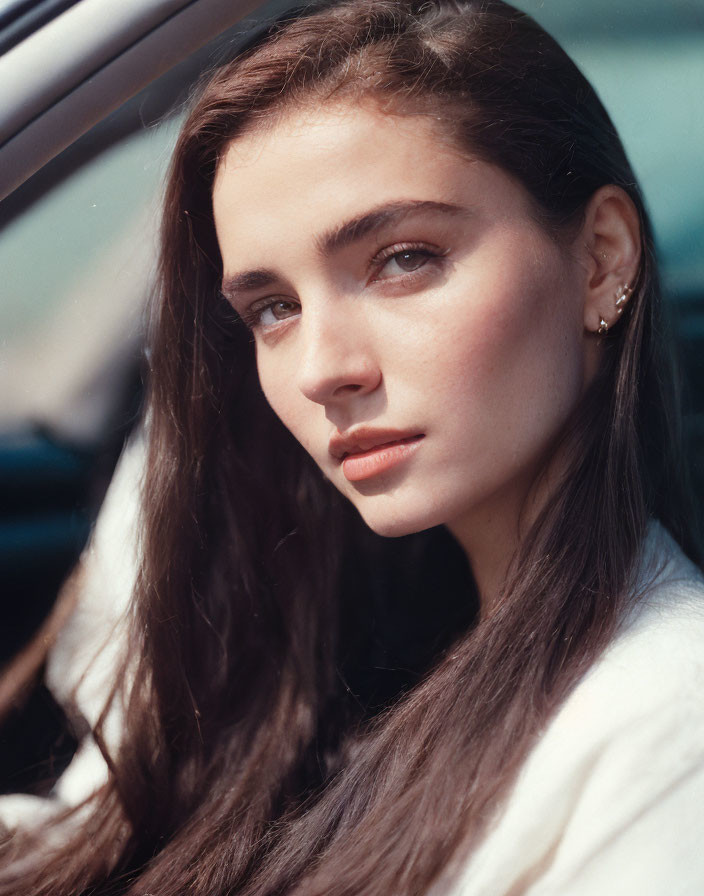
[2, 440, 704, 894]
[434, 522, 704, 896]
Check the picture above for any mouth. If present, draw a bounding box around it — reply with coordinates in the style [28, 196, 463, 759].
[329, 429, 425, 483]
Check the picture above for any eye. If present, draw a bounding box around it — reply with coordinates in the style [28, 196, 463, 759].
[245, 298, 301, 329]
[384, 250, 432, 274]
[372, 243, 446, 282]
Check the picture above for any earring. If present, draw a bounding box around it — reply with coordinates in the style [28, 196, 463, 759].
[595, 283, 634, 336]
[615, 283, 633, 316]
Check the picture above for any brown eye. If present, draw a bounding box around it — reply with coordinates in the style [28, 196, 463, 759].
[271, 300, 299, 320]
[393, 250, 430, 272]
[375, 247, 439, 280]
[249, 298, 301, 329]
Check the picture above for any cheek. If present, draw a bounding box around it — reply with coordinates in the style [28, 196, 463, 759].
[435, 243, 585, 453]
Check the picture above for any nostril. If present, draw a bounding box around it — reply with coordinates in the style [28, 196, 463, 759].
[297, 348, 382, 404]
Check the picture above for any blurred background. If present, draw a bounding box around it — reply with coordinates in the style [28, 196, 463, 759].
[1, 0, 703, 795]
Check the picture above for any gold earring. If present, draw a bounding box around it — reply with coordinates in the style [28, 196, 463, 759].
[615, 283, 633, 316]
[598, 318, 609, 336]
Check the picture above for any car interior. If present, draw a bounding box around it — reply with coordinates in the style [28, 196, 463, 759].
[1, 0, 702, 798]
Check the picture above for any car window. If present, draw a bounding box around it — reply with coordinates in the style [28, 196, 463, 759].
[0, 0, 296, 795]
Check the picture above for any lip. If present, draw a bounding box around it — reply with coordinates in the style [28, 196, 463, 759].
[329, 427, 425, 483]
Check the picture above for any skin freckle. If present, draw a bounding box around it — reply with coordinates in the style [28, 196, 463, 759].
[213, 102, 589, 604]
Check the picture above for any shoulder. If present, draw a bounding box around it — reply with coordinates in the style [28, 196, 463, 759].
[517, 529, 704, 896]
[445, 523, 704, 896]
[532, 523, 704, 778]
[577, 521, 704, 724]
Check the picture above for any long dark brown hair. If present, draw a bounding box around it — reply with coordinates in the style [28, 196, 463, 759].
[2, 1, 700, 893]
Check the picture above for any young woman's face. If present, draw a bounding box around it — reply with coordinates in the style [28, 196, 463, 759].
[213, 102, 591, 541]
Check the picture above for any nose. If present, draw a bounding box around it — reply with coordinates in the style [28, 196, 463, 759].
[296, 306, 381, 406]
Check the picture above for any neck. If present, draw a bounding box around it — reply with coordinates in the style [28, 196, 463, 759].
[447, 461, 561, 617]
[447, 503, 520, 618]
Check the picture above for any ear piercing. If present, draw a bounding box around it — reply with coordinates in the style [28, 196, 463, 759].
[615, 284, 633, 316]
[596, 283, 633, 336]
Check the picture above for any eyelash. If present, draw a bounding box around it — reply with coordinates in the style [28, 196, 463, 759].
[240, 241, 447, 331]
[370, 241, 447, 281]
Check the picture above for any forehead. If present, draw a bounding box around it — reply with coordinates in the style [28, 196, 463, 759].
[215, 97, 453, 165]
[211, 101, 533, 264]
[213, 102, 460, 206]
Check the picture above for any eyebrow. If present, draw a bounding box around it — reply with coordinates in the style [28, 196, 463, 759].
[316, 199, 470, 254]
[220, 199, 471, 300]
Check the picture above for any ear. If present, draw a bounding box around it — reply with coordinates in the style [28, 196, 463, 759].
[579, 186, 642, 336]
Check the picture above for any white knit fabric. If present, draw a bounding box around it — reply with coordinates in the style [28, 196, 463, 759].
[434, 523, 704, 896]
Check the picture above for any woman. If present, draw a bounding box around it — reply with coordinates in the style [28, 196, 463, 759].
[2, 0, 703, 893]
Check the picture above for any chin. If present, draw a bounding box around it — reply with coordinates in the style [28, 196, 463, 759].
[352, 495, 449, 539]
[363, 517, 432, 539]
